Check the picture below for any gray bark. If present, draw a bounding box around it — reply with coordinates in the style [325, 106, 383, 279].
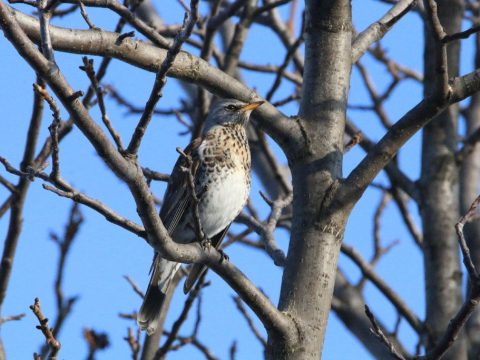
[462, 32, 480, 360]
[420, 0, 466, 358]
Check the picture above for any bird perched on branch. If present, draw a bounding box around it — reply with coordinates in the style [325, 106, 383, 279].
[138, 98, 264, 335]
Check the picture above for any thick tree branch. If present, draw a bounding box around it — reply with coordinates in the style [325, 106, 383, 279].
[9, 6, 299, 150]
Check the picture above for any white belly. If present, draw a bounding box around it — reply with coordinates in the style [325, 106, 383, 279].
[199, 170, 249, 238]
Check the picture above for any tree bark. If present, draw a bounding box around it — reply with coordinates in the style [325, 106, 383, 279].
[461, 31, 480, 360]
[420, 0, 466, 358]
[266, 1, 352, 358]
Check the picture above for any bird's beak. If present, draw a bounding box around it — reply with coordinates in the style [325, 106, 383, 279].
[240, 101, 264, 112]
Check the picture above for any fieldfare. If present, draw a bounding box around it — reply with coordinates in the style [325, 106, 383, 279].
[138, 98, 264, 334]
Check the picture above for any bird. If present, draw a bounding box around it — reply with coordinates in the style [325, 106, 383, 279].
[137, 98, 264, 335]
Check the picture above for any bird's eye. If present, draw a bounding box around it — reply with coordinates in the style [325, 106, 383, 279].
[225, 105, 237, 111]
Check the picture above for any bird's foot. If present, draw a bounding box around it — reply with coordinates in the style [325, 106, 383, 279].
[201, 237, 211, 250]
[218, 249, 229, 263]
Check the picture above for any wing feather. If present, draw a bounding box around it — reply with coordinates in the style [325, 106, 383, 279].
[159, 137, 203, 235]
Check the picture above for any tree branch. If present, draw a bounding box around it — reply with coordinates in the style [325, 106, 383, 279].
[126, 0, 198, 155]
[30, 298, 61, 359]
[340, 67, 480, 210]
[352, 0, 417, 63]
[9, 6, 299, 150]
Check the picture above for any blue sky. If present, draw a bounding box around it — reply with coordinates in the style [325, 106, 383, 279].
[0, 1, 476, 359]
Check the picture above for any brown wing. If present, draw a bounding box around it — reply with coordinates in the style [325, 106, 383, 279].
[148, 137, 202, 275]
[159, 137, 203, 235]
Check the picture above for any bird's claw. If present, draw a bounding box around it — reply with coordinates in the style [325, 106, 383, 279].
[201, 237, 211, 250]
[218, 249, 229, 263]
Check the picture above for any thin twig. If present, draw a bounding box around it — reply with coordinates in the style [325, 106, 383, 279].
[142, 168, 170, 183]
[0, 313, 25, 325]
[455, 195, 480, 279]
[33, 84, 62, 180]
[237, 192, 292, 266]
[38, 0, 56, 64]
[38, 203, 82, 357]
[126, 0, 199, 155]
[365, 304, 406, 360]
[342, 244, 423, 334]
[0, 175, 17, 193]
[154, 275, 208, 359]
[80, 57, 124, 152]
[123, 275, 145, 299]
[265, 25, 304, 102]
[233, 296, 267, 347]
[30, 298, 61, 359]
[443, 23, 480, 42]
[124, 327, 141, 360]
[77, 0, 97, 29]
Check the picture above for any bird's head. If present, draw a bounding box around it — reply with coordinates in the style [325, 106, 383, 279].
[203, 98, 264, 132]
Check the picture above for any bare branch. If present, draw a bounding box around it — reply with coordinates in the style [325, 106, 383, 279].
[265, 30, 304, 102]
[0, 175, 16, 193]
[154, 275, 208, 359]
[352, 0, 416, 63]
[11, 7, 299, 148]
[38, 0, 56, 63]
[0, 78, 44, 314]
[30, 298, 61, 359]
[341, 244, 423, 334]
[124, 327, 141, 360]
[124, 275, 145, 299]
[364, 304, 407, 360]
[126, 0, 199, 155]
[233, 296, 267, 347]
[142, 167, 170, 183]
[77, 0, 97, 29]
[456, 195, 480, 279]
[39, 203, 82, 357]
[80, 57, 124, 152]
[33, 84, 62, 180]
[0, 313, 25, 325]
[237, 191, 292, 266]
[443, 23, 480, 43]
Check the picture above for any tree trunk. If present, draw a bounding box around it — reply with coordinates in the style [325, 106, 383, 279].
[266, 1, 352, 358]
[420, 0, 466, 358]
[462, 31, 480, 360]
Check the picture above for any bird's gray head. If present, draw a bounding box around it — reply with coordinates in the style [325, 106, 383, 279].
[203, 98, 264, 133]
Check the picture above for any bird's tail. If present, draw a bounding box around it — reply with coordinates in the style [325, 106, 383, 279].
[138, 257, 180, 335]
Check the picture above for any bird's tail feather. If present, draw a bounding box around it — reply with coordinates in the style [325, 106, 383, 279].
[138, 258, 180, 335]
[183, 263, 207, 294]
